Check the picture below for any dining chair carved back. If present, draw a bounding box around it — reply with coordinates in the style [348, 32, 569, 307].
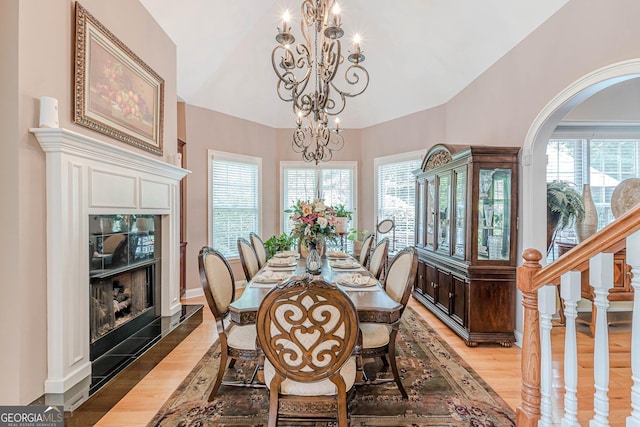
[198, 246, 261, 401]
[256, 277, 360, 427]
[358, 232, 375, 267]
[359, 246, 418, 399]
[238, 238, 260, 281]
[249, 232, 267, 268]
[368, 238, 389, 280]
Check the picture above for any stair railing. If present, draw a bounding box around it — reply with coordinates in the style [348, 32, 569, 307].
[517, 203, 640, 426]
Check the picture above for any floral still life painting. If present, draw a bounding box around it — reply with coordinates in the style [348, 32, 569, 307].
[74, 2, 164, 155]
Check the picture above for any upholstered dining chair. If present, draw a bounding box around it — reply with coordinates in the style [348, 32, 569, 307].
[256, 277, 360, 427]
[237, 238, 260, 281]
[358, 232, 375, 267]
[198, 246, 262, 401]
[359, 246, 418, 399]
[249, 232, 268, 268]
[368, 238, 389, 280]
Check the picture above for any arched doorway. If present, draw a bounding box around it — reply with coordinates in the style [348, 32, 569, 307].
[521, 59, 640, 261]
[514, 59, 640, 339]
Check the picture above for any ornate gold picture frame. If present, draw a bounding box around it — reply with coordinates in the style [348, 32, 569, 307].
[74, 2, 164, 155]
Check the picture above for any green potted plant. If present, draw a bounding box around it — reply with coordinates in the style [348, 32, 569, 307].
[347, 228, 370, 256]
[333, 204, 352, 234]
[547, 180, 585, 251]
[263, 232, 295, 259]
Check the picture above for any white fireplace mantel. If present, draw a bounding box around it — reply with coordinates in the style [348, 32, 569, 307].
[31, 127, 189, 394]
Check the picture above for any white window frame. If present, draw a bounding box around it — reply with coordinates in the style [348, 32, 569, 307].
[280, 161, 358, 235]
[208, 150, 262, 259]
[374, 150, 426, 250]
[549, 123, 640, 235]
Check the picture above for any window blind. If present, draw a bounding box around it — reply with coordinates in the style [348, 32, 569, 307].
[282, 164, 356, 248]
[376, 156, 422, 251]
[547, 137, 640, 236]
[211, 153, 260, 257]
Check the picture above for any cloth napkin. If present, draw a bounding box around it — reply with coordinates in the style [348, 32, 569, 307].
[267, 256, 297, 267]
[264, 265, 297, 271]
[337, 283, 380, 292]
[253, 270, 291, 284]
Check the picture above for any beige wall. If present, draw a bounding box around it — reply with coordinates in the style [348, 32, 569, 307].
[357, 0, 640, 336]
[360, 107, 447, 232]
[0, 0, 21, 406]
[184, 105, 278, 284]
[183, 106, 364, 288]
[359, 0, 640, 235]
[4, 0, 177, 404]
[8, 0, 640, 406]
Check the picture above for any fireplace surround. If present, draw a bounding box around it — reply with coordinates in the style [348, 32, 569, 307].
[31, 127, 189, 398]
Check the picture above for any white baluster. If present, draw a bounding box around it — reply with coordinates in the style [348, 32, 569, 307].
[590, 252, 614, 427]
[561, 270, 581, 427]
[539, 284, 557, 427]
[627, 230, 640, 427]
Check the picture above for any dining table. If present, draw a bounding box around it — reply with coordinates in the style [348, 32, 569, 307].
[229, 252, 403, 326]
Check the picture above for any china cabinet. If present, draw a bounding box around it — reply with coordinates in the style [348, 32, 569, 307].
[413, 144, 519, 346]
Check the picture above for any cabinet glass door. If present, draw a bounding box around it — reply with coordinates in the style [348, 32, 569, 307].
[453, 167, 466, 258]
[477, 168, 512, 261]
[426, 176, 435, 249]
[437, 174, 451, 253]
[416, 180, 425, 246]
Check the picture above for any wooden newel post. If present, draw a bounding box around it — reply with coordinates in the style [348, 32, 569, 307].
[517, 248, 543, 427]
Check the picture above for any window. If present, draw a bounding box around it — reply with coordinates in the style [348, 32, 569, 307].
[374, 151, 425, 252]
[209, 150, 261, 258]
[281, 162, 357, 246]
[548, 126, 640, 242]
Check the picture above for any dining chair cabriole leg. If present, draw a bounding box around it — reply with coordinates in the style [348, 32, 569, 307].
[208, 334, 229, 402]
[387, 327, 408, 399]
[199, 246, 264, 402]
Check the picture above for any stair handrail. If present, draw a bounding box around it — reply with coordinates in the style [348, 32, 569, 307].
[516, 202, 640, 427]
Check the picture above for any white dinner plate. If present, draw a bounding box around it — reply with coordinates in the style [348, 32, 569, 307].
[253, 271, 291, 284]
[336, 274, 377, 288]
[330, 261, 360, 269]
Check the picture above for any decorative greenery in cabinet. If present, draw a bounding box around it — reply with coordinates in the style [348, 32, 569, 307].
[413, 144, 520, 347]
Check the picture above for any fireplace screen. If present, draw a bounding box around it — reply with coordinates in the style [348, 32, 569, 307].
[89, 214, 159, 344]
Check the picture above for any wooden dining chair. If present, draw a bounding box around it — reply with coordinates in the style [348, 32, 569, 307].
[256, 277, 360, 427]
[358, 232, 375, 267]
[237, 238, 260, 281]
[249, 232, 267, 268]
[359, 246, 417, 399]
[368, 238, 389, 280]
[198, 246, 262, 401]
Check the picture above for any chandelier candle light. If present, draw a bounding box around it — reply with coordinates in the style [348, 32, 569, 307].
[273, 0, 370, 164]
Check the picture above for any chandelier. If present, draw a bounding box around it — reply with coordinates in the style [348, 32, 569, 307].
[272, 0, 369, 164]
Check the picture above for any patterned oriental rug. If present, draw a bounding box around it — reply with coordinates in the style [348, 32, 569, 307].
[148, 306, 516, 426]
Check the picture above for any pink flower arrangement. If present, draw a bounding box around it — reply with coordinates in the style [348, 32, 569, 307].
[288, 199, 338, 243]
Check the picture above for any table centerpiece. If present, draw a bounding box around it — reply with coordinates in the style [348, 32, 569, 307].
[287, 199, 338, 273]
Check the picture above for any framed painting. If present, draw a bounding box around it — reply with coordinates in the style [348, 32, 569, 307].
[74, 2, 164, 155]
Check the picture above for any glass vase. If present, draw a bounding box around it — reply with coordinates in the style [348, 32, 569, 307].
[305, 240, 322, 274]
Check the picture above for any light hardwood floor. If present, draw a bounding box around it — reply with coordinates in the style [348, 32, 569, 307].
[95, 295, 632, 426]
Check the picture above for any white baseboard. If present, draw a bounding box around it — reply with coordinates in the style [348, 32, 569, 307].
[184, 287, 204, 300]
[513, 329, 523, 349]
[183, 280, 248, 302]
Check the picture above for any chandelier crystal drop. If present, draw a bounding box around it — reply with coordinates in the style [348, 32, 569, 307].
[272, 0, 370, 164]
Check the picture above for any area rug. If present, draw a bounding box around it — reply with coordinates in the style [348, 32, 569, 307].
[148, 307, 515, 426]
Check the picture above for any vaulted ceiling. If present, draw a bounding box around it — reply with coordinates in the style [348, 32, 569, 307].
[140, 0, 569, 129]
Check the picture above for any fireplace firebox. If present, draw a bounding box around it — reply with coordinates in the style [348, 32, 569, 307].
[89, 214, 160, 361]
